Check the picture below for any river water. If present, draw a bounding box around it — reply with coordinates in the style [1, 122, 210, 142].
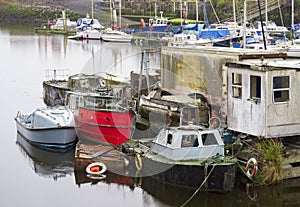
[1, 23, 300, 207]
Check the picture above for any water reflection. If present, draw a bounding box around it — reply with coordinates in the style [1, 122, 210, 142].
[74, 170, 135, 189]
[16, 132, 74, 180]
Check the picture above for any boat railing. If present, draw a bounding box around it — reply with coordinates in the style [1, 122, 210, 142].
[45, 69, 70, 81]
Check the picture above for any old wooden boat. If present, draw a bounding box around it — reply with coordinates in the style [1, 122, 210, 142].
[43, 71, 136, 145]
[14, 106, 77, 150]
[68, 88, 136, 145]
[43, 72, 105, 107]
[125, 124, 236, 192]
[74, 142, 132, 177]
[137, 88, 210, 129]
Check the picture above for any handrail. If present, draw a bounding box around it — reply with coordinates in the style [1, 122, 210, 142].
[44, 69, 71, 81]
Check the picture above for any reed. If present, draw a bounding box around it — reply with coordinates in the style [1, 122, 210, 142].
[254, 139, 285, 185]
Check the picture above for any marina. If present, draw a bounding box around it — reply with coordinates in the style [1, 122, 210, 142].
[4, 4, 300, 204]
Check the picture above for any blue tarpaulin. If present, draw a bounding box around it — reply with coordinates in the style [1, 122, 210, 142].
[198, 29, 230, 39]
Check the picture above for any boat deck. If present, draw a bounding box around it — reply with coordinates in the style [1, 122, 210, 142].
[74, 142, 130, 173]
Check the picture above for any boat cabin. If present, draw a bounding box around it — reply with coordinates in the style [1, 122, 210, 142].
[19, 107, 74, 128]
[226, 59, 300, 138]
[76, 15, 104, 31]
[150, 126, 224, 161]
[171, 33, 197, 46]
[149, 11, 168, 27]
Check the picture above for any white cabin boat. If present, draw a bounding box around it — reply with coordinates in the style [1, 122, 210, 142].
[254, 21, 289, 34]
[170, 33, 198, 46]
[101, 29, 132, 43]
[69, 15, 104, 40]
[149, 11, 168, 27]
[15, 107, 77, 150]
[50, 18, 77, 31]
[128, 125, 236, 192]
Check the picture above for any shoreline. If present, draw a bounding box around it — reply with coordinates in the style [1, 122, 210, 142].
[0, 0, 100, 23]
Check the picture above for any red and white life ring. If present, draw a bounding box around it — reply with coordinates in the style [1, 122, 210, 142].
[245, 158, 258, 179]
[85, 162, 107, 175]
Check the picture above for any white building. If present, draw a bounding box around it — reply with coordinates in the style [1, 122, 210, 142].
[226, 59, 300, 138]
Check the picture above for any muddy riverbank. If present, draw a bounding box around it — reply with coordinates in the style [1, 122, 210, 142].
[0, 0, 102, 23]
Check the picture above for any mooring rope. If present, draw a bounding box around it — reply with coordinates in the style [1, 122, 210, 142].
[237, 160, 254, 181]
[179, 164, 217, 207]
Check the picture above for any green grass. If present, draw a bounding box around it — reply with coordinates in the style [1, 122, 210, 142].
[254, 139, 285, 185]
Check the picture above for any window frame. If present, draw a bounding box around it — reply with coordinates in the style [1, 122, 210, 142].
[272, 76, 291, 104]
[232, 73, 242, 99]
[249, 75, 262, 102]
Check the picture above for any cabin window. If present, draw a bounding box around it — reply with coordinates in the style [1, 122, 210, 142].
[181, 134, 199, 147]
[250, 75, 261, 100]
[232, 73, 242, 98]
[202, 133, 218, 146]
[272, 76, 290, 103]
[167, 133, 173, 144]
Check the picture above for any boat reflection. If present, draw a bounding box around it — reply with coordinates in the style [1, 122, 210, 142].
[16, 132, 75, 180]
[74, 170, 135, 190]
[139, 175, 300, 207]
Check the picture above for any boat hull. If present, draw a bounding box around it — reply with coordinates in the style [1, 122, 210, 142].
[15, 118, 77, 149]
[101, 34, 132, 43]
[75, 108, 134, 145]
[138, 157, 236, 192]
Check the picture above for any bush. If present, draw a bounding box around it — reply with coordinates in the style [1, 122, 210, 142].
[254, 139, 285, 185]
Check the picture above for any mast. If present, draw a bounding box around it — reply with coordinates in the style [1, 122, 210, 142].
[292, 0, 295, 38]
[203, 0, 209, 28]
[180, 0, 182, 26]
[110, 0, 113, 24]
[232, 0, 236, 23]
[265, 0, 268, 41]
[243, 0, 247, 48]
[119, 0, 122, 28]
[258, 0, 267, 50]
[196, 0, 198, 22]
[91, 0, 94, 19]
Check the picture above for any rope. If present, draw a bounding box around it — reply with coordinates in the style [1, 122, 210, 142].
[179, 164, 216, 207]
[237, 160, 254, 181]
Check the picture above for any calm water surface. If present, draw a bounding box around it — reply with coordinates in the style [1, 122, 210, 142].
[1, 23, 300, 207]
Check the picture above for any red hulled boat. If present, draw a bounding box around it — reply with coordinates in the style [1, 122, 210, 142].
[68, 87, 135, 145]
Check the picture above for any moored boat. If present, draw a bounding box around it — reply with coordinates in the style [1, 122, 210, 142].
[125, 124, 236, 192]
[50, 17, 77, 31]
[101, 29, 133, 43]
[137, 87, 210, 129]
[68, 88, 136, 145]
[14, 106, 77, 150]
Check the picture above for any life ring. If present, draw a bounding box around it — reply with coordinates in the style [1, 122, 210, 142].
[245, 158, 258, 179]
[85, 162, 107, 175]
[209, 116, 221, 129]
[100, 79, 106, 88]
[135, 153, 143, 171]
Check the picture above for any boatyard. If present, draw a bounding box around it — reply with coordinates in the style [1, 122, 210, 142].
[3, 0, 300, 206]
